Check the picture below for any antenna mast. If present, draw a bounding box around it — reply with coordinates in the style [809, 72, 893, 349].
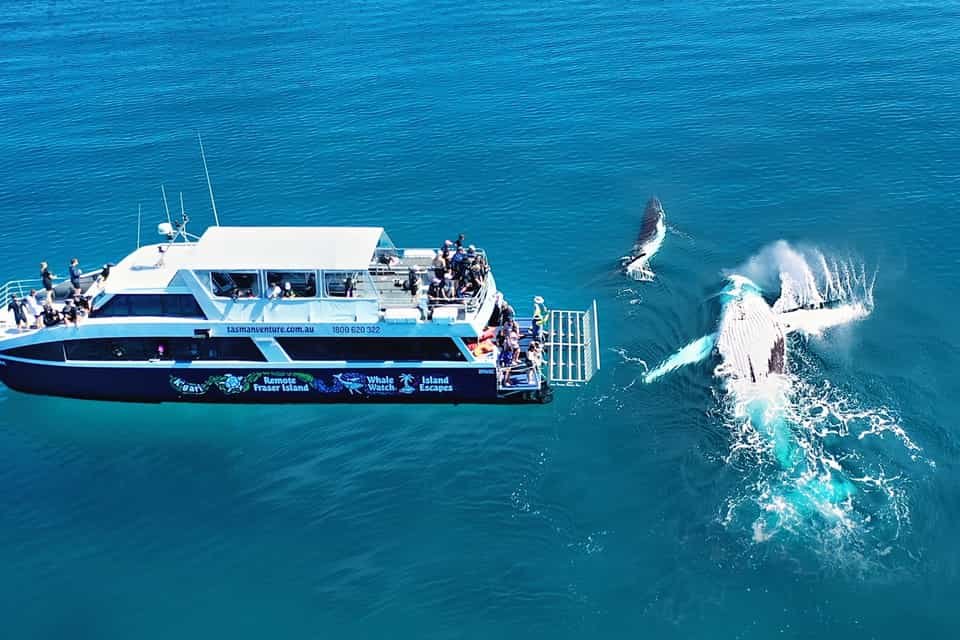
[197, 133, 221, 226]
[136, 203, 142, 249]
[161, 184, 172, 226]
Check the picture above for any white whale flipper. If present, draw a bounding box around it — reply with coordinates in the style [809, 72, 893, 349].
[643, 333, 716, 383]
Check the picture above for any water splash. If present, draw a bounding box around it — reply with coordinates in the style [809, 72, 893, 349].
[715, 243, 919, 564]
[720, 363, 922, 566]
[732, 240, 876, 316]
[647, 241, 921, 565]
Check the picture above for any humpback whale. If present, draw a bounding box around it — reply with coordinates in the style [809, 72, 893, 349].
[644, 273, 871, 538]
[621, 197, 666, 281]
[645, 274, 869, 384]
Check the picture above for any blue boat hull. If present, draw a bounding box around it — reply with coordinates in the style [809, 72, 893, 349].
[0, 359, 547, 404]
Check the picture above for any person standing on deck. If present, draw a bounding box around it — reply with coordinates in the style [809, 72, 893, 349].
[40, 261, 56, 301]
[499, 334, 520, 387]
[344, 274, 356, 298]
[488, 293, 505, 327]
[7, 295, 27, 331]
[68, 258, 82, 291]
[432, 250, 446, 280]
[526, 341, 544, 385]
[532, 295, 549, 342]
[406, 266, 422, 301]
[24, 290, 43, 328]
[451, 247, 467, 281]
[501, 300, 516, 325]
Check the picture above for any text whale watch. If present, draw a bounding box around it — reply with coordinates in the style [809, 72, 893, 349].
[0, 203, 599, 404]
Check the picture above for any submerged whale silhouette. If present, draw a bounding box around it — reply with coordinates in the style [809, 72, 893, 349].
[644, 274, 871, 539]
[621, 197, 666, 281]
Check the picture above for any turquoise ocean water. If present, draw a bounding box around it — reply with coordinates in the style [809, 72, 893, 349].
[1, 1, 959, 637]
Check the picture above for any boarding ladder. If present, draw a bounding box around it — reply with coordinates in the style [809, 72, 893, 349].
[544, 301, 601, 386]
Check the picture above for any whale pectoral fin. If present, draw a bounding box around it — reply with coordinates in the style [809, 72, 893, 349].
[644, 333, 717, 383]
[777, 303, 868, 336]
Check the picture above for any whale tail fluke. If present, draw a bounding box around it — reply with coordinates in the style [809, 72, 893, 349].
[643, 332, 717, 383]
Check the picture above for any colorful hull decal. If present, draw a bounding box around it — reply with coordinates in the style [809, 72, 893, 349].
[0, 359, 511, 403]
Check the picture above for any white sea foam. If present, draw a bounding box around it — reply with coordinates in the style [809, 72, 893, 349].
[714, 243, 921, 566]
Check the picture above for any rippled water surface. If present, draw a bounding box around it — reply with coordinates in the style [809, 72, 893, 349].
[1, 1, 959, 637]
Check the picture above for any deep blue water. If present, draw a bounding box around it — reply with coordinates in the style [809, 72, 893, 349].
[1, 1, 959, 637]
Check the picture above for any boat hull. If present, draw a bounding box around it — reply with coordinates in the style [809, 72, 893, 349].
[0, 359, 548, 404]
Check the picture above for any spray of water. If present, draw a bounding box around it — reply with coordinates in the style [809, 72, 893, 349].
[720, 361, 921, 567]
[714, 243, 920, 564]
[731, 240, 876, 314]
[646, 241, 920, 564]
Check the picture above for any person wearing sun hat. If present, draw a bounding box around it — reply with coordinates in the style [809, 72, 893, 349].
[532, 295, 549, 342]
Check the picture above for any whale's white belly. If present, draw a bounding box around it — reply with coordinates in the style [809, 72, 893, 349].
[715, 293, 785, 381]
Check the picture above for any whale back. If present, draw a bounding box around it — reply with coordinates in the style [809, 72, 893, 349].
[636, 197, 665, 247]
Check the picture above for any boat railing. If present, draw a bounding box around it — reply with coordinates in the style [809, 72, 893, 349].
[369, 253, 493, 320]
[0, 277, 55, 303]
[371, 246, 488, 269]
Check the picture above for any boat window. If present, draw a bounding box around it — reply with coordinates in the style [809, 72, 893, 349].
[63, 337, 266, 361]
[265, 271, 317, 298]
[1, 341, 65, 361]
[130, 295, 163, 316]
[322, 271, 374, 298]
[163, 295, 207, 318]
[276, 337, 466, 361]
[90, 294, 207, 319]
[211, 271, 260, 298]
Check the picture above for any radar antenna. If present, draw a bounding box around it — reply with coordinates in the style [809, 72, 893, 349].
[197, 132, 221, 226]
[161, 184, 173, 226]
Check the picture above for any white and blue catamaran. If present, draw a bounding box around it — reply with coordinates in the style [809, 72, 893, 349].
[0, 220, 599, 404]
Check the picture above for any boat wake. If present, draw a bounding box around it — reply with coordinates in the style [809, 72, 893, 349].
[646, 242, 923, 567]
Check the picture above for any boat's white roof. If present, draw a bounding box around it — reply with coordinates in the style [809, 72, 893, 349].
[188, 226, 386, 271]
[104, 243, 195, 292]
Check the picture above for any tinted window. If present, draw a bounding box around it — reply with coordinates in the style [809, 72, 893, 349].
[91, 295, 206, 319]
[130, 295, 163, 316]
[276, 337, 465, 361]
[323, 271, 373, 298]
[2, 341, 65, 361]
[94, 295, 131, 317]
[266, 272, 317, 297]
[212, 272, 260, 298]
[165, 295, 206, 318]
[63, 338, 265, 361]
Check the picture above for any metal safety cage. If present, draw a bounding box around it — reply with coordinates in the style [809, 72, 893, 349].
[544, 300, 600, 386]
